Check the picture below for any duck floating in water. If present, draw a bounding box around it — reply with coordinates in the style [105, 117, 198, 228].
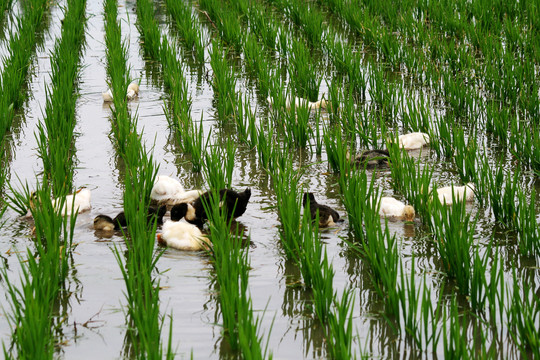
[157, 218, 211, 251]
[435, 183, 475, 205]
[174, 188, 251, 228]
[353, 149, 390, 168]
[378, 197, 415, 221]
[150, 175, 202, 206]
[93, 205, 167, 231]
[267, 94, 327, 111]
[53, 188, 91, 216]
[397, 132, 430, 150]
[303, 193, 342, 227]
[102, 82, 139, 103]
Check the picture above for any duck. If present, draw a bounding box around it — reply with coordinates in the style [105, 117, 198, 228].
[353, 149, 390, 168]
[267, 94, 327, 111]
[435, 183, 475, 205]
[126, 83, 139, 100]
[303, 193, 342, 227]
[378, 197, 415, 221]
[93, 214, 121, 231]
[177, 188, 251, 228]
[157, 220, 211, 251]
[102, 82, 140, 103]
[150, 175, 203, 206]
[397, 132, 430, 150]
[53, 188, 91, 216]
[93, 205, 167, 231]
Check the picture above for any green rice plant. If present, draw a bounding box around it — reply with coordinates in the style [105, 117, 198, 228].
[136, 0, 162, 59]
[508, 275, 540, 358]
[452, 126, 479, 184]
[429, 196, 476, 295]
[283, 101, 312, 148]
[184, 115, 207, 173]
[326, 288, 355, 359]
[112, 145, 170, 359]
[386, 143, 433, 219]
[248, 4, 278, 50]
[288, 39, 321, 101]
[203, 139, 236, 191]
[0, 0, 51, 143]
[233, 94, 257, 148]
[323, 123, 350, 174]
[203, 190, 271, 358]
[2, 183, 76, 359]
[164, 0, 205, 64]
[442, 298, 469, 358]
[397, 260, 442, 349]
[270, 150, 302, 260]
[467, 244, 490, 312]
[484, 164, 520, 228]
[338, 168, 379, 244]
[515, 188, 540, 256]
[256, 120, 276, 172]
[401, 96, 431, 134]
[210, 39, 237, 122]
[37, 0, 87, 197]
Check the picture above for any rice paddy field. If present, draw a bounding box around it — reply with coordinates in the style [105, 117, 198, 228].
[0, 0, 539, 358]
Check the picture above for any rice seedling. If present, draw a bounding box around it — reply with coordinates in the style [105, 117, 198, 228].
[164, 0, 205, 64]
[210, 39, 237, 122]
[515, 188, 540, 256]
[508, 274, 540, 358]
[0, 0, 51, 143]
[322, 123, 350, 175]
[37, 0, 87, 196]
[429, 196, 476, 295]
[256, 120, 276, 172]
[484, 165, 520, 228]
[386, 143, 433, 219]
[2, 182, 76, 358]
[203, 189, 271, 357]
[203, 138, 236, 191]
[442, 298, 470, 358]
[397, 260, 442, 349]
[283, 101, 312, 148]
[135, 0, 161, 59]
[288, 39, 321, 101]
[270, 149, 302, 260]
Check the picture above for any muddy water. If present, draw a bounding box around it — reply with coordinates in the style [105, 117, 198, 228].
[0, 0, 538, 359]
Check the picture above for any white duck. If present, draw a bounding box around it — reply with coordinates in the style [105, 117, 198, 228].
[435, 183, 475, 205]
[378, 197, 415, 221]
[267, 94, 327, 111]
[150, 175, 202, 206]
[157, 220, 211, 251]
[53, 188, 92, 216]
[397, 132, 430, 150]
[102, 82, 139, 103]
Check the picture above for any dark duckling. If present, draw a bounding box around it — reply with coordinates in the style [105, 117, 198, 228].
[354, 149, 390, 168]
[93, 205, 166, 231]
[303, 193, 342, 228]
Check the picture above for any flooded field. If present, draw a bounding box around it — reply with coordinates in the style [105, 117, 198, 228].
[0, 0, 539, 358]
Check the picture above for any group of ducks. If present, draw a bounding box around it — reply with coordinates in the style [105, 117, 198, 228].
[92, 175, 252, 251]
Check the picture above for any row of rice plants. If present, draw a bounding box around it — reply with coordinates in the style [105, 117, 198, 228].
[0, 0, 51, 192]
[163, 0, 205, 65]
[141, 0, 205, 173]
[140, 0, 267, 354]
[2, 0, 87, 356]
[203, 189, 270, 357]
[37, 0, 87, 196]
[269, 151, 356, 357]
[104, 0, 171, 357]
